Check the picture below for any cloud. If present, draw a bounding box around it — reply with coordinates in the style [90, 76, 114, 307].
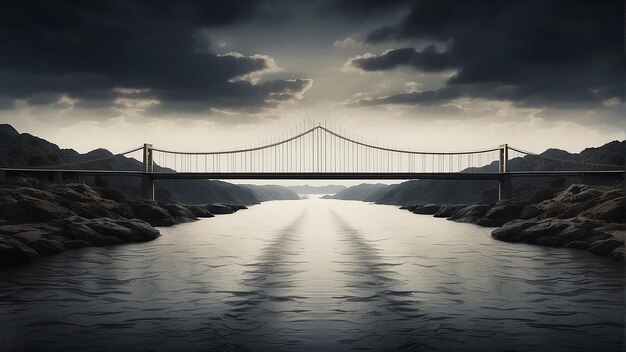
[226, 53, 284, 84]
[353, 86, 462, 106]
[340, 0, 624, 112]
[346, 46, 453, 72]
[0, 0, 311, 118]
[323, 0, 409, 19]
[333, 37, 361, 48]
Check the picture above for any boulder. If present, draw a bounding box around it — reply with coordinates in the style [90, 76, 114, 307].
[448, 205, 491, 223]
[112, 219, 161, 242]
[161, 204, 197, 223]
[412, 204, 441, 215]
[0, 199, 74, 224]
[491, 217, 605, 246]
[588, 239, 623, 257]
[433, 205, 465, 218]
[186, 205, 215, 218]
[609, 246, 624, 260]
[521, 184, 622, 221]
[581, 197, 624, 223]
[205, 203, 235, 215]
[400, 204, 419, 212]
[130, 201, 176, 226]
[223, 204, 243, 212]
[29, 238, 66, 256]
[564, 240, 590, 249]
[64, 221, 104, 245]
[478, 200, 527, 226]
[0, 236, 40, 265]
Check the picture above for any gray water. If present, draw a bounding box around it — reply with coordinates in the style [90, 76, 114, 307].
[0, 196, 624, 351]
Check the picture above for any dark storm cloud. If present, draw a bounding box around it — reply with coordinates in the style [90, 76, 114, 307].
[348, 46, 453, 72]
[357, 87, 462, 106]
[0, 0, 310, 114]
[323, 0, 407, 18]
[344, 0, 624, 109]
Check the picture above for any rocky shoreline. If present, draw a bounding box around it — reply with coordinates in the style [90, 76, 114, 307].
[0, 181, 248, 266]
[399, 184, 624, 260]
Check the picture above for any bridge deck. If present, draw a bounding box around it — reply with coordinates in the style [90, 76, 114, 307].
[1, 168, 623, 180]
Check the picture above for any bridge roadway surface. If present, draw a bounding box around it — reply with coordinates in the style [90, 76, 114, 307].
[1, 168, 623, 180]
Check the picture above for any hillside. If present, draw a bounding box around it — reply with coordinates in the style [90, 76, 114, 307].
[286, 184, 347, 194]
[240, 184, 300, 201]
[328, 141, 625, 205]
[326, 183, 392, 202]
[0, 124, 297, 205]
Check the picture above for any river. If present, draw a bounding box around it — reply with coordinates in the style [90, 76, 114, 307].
[0, 196, 623, 351]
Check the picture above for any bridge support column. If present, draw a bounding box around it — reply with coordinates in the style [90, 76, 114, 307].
[499, 144, 509, 173]
[498, 174, 512, 200]
[66, 173, 82, 184]
[53, 171, 63, 184]
[141, 143, 155, 201]
[497, 144, 511, 200]
[141, 174, 155, 201]
[143, 143, 154, 173]
[0, 170, 5, 184]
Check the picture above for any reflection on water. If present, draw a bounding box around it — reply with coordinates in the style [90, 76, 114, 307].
[0, 196, 623, 351]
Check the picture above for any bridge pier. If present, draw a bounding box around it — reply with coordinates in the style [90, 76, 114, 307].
[53, 171, 63, 184]
[498, 174, 512, 200]
[498, 144, 512, 200]
[141, 174, 155, 201]
[0, 170, 5, 184]
[141, 143, 155, 200]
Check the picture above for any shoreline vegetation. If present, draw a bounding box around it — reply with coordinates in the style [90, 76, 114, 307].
[330, 183, 624, 260]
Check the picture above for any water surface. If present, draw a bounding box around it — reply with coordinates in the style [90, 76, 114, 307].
[1, 196, 624, 351]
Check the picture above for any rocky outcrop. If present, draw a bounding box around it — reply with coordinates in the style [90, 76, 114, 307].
[492, 217, 605, 245]
[492, 185, 624, 260]
[492, 217, 624, 258]
[448, 205, 491, 224]
[0, 183, 248, 265]
[433, 205, 466, 218]
[161, 204, 198, 223]
[476, 200, 526, 227]
[397, 184, 624, 260]
[186, 205, 215, 218]
[129, 201, 176, 226]
[0, 215, 160, 265]
[521, 184, 624, 222]
[205, 203, 236, 214]
[412, 204, 441, 215]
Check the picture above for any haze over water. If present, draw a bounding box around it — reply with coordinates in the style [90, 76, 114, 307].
[0, 196, 623, 351]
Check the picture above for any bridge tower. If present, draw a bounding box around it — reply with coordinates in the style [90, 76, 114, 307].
[141, 143, 155, 200]
[498, 144, 512, 200]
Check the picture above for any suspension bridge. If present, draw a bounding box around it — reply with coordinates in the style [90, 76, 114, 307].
[1, 123, 623, 201]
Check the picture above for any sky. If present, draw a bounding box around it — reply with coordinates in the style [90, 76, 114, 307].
[1, 0, 624, 163]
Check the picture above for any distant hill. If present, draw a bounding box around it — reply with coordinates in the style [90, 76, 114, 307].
[0, 124, 297, 205]
[240, 185, 300, 201]
[286, 184, 347, 194]
[328, 183, 392, 202]
[327, 141, 625, 205]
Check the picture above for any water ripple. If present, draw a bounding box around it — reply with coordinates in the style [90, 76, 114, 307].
[0, 198, 623, 351]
